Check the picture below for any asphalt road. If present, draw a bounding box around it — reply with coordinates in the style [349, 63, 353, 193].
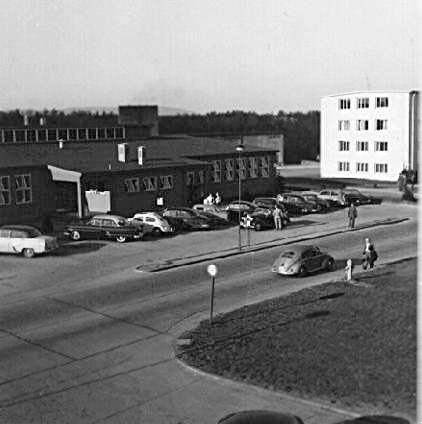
[0, 217, 417, 423]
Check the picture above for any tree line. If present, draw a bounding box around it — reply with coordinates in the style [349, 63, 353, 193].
[0, 109, 320, 164]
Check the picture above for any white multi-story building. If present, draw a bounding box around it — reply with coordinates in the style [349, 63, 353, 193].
[320, 90, 420, 181]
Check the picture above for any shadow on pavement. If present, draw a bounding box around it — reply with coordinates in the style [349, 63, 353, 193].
[288, 219, 324, 227]
[53, 242, 107, 256]
[336, 415, 410, 424]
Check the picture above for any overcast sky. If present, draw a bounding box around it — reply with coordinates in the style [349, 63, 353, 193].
[0, 0, 420, 113]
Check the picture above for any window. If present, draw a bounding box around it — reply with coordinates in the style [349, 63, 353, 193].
[356, 120, 369, 131]
[142, 176, 157, 191]
[37, 129, 46, 141]
[356, 141, 369, 151]
[68, 129, 77, 140]
[186, 171, 195, 186]
[338, 120, 350, 131]
[97, 128, 105, 139]
[26, 130, 36, 142]
[159, 175, 173, 190]
[375, 163, 388, 173]
[211, 160, 221, 183]
[0, 176, 11, 205]
[338, 162, 350, 172]
[15, 174, 32, 204]
[4, 130, 14, 143]
[115, 127, 124, 138]
[225, 159, 234, 181]
[249, 157, 258, 178]
[197, 170, 205, 184]
[88, 128, 97, 139]
[375, 141, 388, 151]
[376, 119, 387, 130]
[78, 128, 87, 139]
[15, 130, 25, 142]
[58, 129, 68, 140]
[48, 129, 58, 141]
[356, 162, 369, 172]
[338, 141, 350, 151]
[376, 97, 389, 108]
[124, 177, 140, 193]
[339, 98, 351, 109]
[237, 158, 248, 180]
[357, 98, 369, 108]
[260, 156, 270, 178]
[106, 128, 115, 139]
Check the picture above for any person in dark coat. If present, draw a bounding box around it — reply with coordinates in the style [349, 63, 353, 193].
[347, 202, 358, 229]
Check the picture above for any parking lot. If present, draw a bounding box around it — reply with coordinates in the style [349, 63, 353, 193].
[0, 201, 417, 303]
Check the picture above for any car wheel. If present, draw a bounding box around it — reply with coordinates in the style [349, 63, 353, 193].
[22, 248, 35, 258]
[115, 235, 127, 243]
[255, 223, 262, 231]
[70, 230, 81, 241]
[326, 258, 335, 271]
[153, 227, 162, 236]
[298, 265, 307, 277]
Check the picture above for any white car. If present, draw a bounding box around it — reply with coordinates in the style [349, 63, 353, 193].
[0, 225, 59, 258]
[128, 212, 174, 235]
[319, 189, 346, 207]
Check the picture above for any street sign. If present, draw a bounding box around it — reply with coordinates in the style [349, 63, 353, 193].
[207, 264, 218, 277]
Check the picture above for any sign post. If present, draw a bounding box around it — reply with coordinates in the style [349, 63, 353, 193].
[207, 264, 218, 324]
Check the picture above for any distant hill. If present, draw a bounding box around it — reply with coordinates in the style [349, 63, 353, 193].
[61, 106, 193, 116]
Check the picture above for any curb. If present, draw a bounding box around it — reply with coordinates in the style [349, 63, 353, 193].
[136, 217, 409, 272]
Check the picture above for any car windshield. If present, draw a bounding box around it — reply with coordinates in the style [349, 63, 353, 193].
[280, 251, 296, 258]
[303, 195, 316, 201]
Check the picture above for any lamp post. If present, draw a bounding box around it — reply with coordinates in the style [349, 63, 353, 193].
[236, 141, 244, 251]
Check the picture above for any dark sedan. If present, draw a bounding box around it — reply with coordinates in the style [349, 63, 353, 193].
[277, 193, 315, 215]
[226, 200, 257, 223]
[64, 214, 143, 243]
[343, 188, 382, 206]
[161, 208, 211, 231]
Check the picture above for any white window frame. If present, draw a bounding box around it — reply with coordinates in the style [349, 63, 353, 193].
[375, 141, 388, 151]
[124, 177, 140, 193]
[0, 175, 11, 205]
[338, 120, 350, 131]
[142, 176, 158, 191]
[357, 98, 369, 108]
[356, 120, 369, 131]
[225, 159, 234, 181]
[376, 120, 388, 130]
[338, 162, 350, 172]
[237, 158, 248, 180]
[159, 175, 173, 190]
[338, 140, 350, 151]
[376, 97, 389, 108]
[375, 163, 388, 173]
[356, 162, 369, 172]
[15, 174, 32, 204]
[339, 99, 351, 109]
[211, 160, 221, 183]
[356, 141, 369, 151]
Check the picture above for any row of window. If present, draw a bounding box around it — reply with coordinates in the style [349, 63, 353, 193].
[338, 162, 388, 173]
[123, 156, 272, 193]
[339, 96, 389, 110]
[211, 157, 270, 183]
[338, 141, 388, 151]
[0, 127, 125, 143]
[338, 119, 387, 131]
[0, 174, 32, 205]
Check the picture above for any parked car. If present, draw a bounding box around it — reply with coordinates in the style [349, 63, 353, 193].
[192, 204, 227, 220]
[342, 188, 382, 206]
[226, 200, 257, 222]
[239, 210, 275, 231]
[64, 214, 143, 243]
[318, 189, 346, 207]
[299, 191, 331, 211]
[128, 212, 174, 236]
[277, 193, 315, 215]
[0, 225, 59, 258]
[191, 209, 230, 227]
[161, 207, 211, 231]
[272, 244, 335, 276]
[252, 197, 280, 209]
[218, 410, 304, 424]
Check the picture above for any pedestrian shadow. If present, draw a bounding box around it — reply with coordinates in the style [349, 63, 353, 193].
[53, 242, 107, 256]
[335, 415, 410, 424]
[335, 257, 364, 269]
[288, 219, 324, 228]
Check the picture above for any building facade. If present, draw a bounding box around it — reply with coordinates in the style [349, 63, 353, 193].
[320, 90, 420, 181]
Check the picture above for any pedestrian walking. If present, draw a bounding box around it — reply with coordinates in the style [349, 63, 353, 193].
[347, 202, 358, 229]
[362, 244, 378, 269]
[272, 205, 283, 230]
